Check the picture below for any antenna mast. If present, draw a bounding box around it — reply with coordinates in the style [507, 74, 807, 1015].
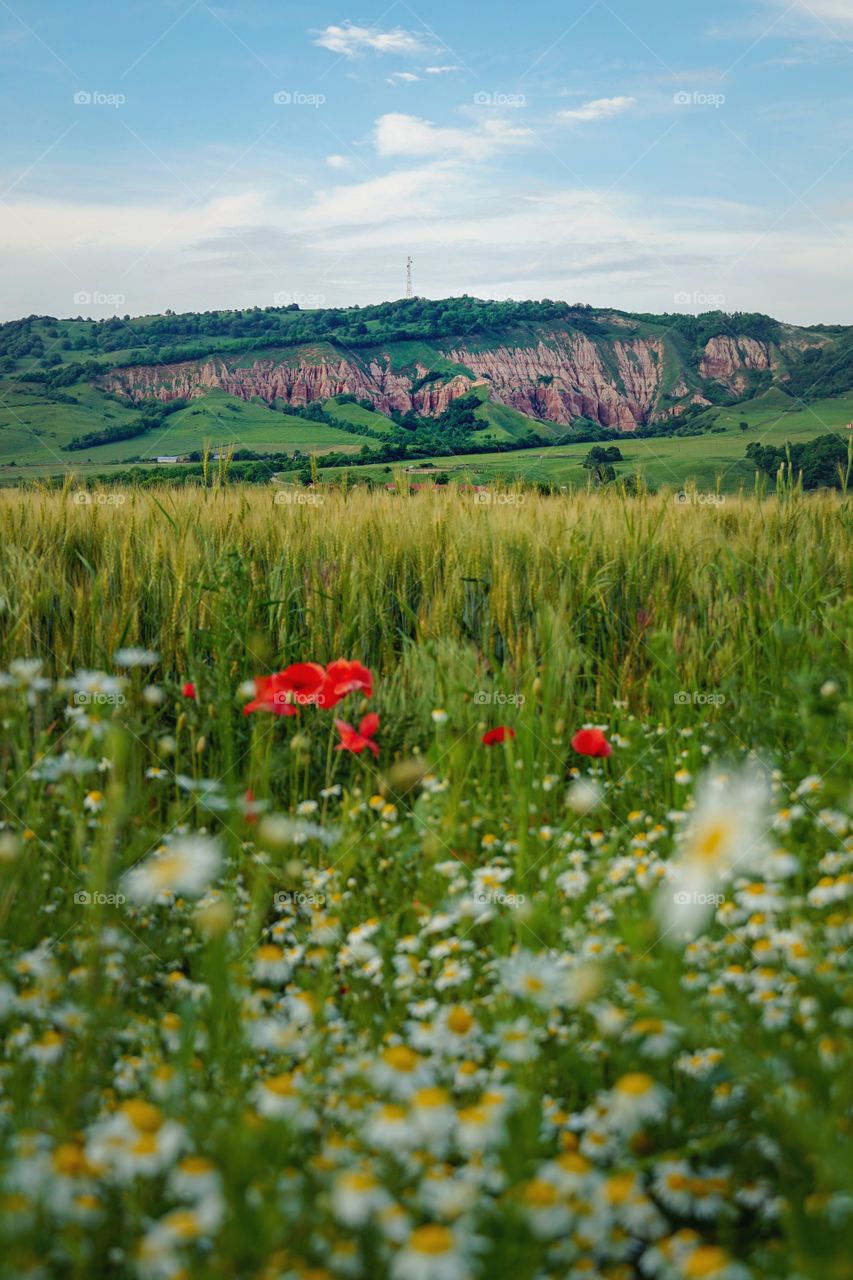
[405, 256, 413, 299]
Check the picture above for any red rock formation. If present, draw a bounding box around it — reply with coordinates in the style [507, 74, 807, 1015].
[699, 337, 773, 393]
[99, 329, 715, 433]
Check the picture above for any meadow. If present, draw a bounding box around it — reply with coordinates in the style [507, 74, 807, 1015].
[0, 485, 850, 1280]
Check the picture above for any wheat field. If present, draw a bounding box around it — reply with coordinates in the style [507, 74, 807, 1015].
[0, 485, 850, 1280]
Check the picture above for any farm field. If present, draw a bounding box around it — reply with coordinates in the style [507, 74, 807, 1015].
[323, 391, 853, 492]
[0, 386, 374, 477]
[0, 486, 850, 1280]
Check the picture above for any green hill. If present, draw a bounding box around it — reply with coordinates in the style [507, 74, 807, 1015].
[1, 297, 851, 485]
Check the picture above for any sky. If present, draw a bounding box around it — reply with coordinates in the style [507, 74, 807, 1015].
[1, 0, 852, 324]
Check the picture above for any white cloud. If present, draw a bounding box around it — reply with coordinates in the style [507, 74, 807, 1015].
[313, 22, 428, 58]
[556, 96, 637, 124]
[325, 154, 350, 169]
[387, 71, 420, 84]
[424, 65, 461, 74]
[784, 0, 853, 27]
[373, 112, 531, 160]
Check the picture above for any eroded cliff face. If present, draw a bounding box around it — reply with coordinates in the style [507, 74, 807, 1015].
[699, 337, 773, 393]
[443, 336, 664, 430]
[103, 331, 674, 432]
[101, 356, 478, 417]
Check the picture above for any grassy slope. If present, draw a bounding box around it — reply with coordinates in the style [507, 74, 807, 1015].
[2, 315, 850, 484]
[321, 399, 398, 435]
[323, 390, 853, 492]
[0, 386, 375, 476]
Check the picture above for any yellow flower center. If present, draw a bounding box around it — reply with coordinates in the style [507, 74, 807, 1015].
[409, 1225, 453, 1255]
[447, 1006, 474, 1035]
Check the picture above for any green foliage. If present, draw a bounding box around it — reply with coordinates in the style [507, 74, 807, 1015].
[745, 433, 850, 489]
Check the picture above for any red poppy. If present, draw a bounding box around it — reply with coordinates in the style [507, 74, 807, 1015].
[571, 727, 613, 758]
[243, 673, 301, 717]
[243, 788, 259, 824]
[181, 681, 196, 700]
[335, 712, 380, 758]
[316, 659, 374, 709]
[482, 726, 516, 746]
[243, 662, 327, 716]
[279, 662, 327, 706]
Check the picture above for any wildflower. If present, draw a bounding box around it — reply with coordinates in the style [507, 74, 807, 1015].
[243, 673, 301, 717]
[392, 1224, 470, 1280]
[482, 726, 515, 746]
[335, 713, 380, 758]
[124, 835, 221, 903]
[317, 659, 374, 708]
[431, 708, 449, 724]
[114, 648, 159, 668]
[604, 1073, 668, 1133]
[571, 728, 613, 758]
[333, 1169, 391, 1227]
[254, 1072, 304, 1120]
[657, 765, 772, 938]
[181, 682, 196, 699]
[566, 777, 603, 814]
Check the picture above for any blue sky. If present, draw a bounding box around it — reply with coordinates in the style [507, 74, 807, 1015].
[1, 0, 852, 322]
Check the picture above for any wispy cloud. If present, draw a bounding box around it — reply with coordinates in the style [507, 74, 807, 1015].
[373, 112, 531, 160]
[313, 22, 429, 58]
[556, 96, 638, 124]
[782, 0, 853, 28]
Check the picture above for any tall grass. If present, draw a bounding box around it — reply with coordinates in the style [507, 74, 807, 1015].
[0, 485, 851, 1280]
[0, 486, 848, 740]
